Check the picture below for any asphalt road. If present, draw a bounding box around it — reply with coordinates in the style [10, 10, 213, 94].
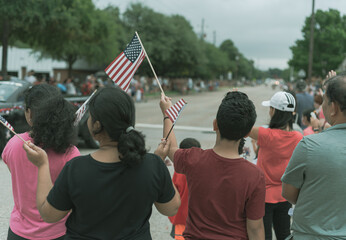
[0, 84, 278, 239]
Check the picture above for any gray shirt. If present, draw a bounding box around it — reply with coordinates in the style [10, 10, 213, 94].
[282, 123, 346, 240]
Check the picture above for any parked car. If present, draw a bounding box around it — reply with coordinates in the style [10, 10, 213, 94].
[0, 80, 98, 154]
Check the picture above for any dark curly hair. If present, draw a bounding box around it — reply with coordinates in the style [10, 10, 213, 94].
[88, 87, 147, 167]
[216, 91, 257, 141]
[24, 84, 77, 153]
[324, 72, 346, 115]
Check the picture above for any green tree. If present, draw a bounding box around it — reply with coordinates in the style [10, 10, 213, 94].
[123, 3, 203, 78]
[201, 42, 230, 79]
[0, 0, 38, 79]
[30, 0, 118, 77]
[289, 9, 346, 77]
[219, 39, 239, 76]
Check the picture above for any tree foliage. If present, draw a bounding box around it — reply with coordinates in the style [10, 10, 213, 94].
[1, 1, 261, 80]
[289, 9, 346, 77]
[0, 0, 40, 78]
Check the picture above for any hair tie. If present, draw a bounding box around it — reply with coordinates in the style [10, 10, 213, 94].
[126, 126, 134, 133]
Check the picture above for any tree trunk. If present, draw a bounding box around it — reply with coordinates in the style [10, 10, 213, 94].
[67, 55, 77, 78]
[1, 18, 10, 80]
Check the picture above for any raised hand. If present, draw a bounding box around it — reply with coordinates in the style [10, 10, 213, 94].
[160, 92, 172, 115]
[154, 139, 171, 161]
[326, 70, 336, 80]
[23, 141, 49, 167]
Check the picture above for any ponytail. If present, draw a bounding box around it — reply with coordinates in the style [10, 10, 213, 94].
[88, 87, 148, 167]
[238, 138, 245, 155]
[118, 128, 147, 167]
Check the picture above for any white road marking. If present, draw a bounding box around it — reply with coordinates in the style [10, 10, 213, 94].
[136, 123, 214, 132]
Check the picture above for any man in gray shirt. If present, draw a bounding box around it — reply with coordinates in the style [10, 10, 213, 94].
[282, 72, 346, 240]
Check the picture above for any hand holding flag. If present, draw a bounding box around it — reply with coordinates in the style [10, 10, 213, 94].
[164, 98, 187, 140]
[165, 99, 187, 124]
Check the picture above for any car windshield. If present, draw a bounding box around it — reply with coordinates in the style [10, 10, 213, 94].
[0, 82, 23, 101]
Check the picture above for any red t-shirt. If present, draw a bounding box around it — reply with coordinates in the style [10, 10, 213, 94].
[257, 127, 303, 203]
[174, 148, 265, 240]
[168, 172, 189, 225]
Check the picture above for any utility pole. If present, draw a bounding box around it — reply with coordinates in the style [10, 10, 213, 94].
[213, 31, 216, 45]
[201, 18, 205, 40]
[307, 0, 315, 83]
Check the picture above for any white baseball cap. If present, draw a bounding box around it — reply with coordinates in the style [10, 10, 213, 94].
[262, 91, 296, 112]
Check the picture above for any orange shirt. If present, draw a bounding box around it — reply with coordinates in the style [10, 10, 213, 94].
[257, 127, 303, 203]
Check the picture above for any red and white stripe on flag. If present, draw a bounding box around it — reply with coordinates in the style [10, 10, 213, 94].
[165, 99, 187, 124]
[105, 34, 145, 92]
[0, 115, 14, 131]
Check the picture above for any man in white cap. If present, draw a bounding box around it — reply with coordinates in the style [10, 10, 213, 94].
[282, 72, 346, 239]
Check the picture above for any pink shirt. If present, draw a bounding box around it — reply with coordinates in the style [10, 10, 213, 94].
[2, 132, 80, 239]
[303, 126, 314, 136]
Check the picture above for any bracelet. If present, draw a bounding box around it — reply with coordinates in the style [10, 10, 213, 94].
[313, 128, 320, 132]
[163, 116, 170, 121]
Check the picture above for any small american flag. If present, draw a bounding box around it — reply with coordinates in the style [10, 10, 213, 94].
[105, 34, 145, 92]
[165, 99, 187, 124]
[74, 90, 97, 126]
[0, 115, 14, 131]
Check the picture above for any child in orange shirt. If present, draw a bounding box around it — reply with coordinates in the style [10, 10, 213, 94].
[169, 138, 201, 240]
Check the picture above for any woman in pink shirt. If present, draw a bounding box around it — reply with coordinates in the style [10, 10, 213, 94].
[2, 84, 80, 240]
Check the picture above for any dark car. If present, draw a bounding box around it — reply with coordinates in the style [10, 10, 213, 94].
[0, 80, 98, 153]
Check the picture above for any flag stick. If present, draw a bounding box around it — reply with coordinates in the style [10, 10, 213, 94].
[82, 89, 97, 106]
[135, 31, 165, 95]
[165, 124, 175, 141]
[0, 120, 28, 145]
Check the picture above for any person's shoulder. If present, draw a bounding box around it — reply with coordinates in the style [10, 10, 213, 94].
[291, 130, 303, 138]
[4, 132, 30, 150]
[239, 159, 264, 182]
[64, 155, 90, 167]
[175, 147, 204, 156]
[243, 159, 263, 174]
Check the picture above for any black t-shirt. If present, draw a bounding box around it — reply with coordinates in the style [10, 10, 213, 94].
[47, 153, 175, 240]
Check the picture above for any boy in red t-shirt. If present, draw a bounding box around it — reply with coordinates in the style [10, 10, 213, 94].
[156, 91, 265, 240]
[169, 138, 201, 240]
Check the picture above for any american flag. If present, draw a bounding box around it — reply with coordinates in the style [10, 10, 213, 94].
[105, 34, 145, 92]
[74, 90, 97, 126]
[165, 99, 187, 124]
[0, 115, 14, 131]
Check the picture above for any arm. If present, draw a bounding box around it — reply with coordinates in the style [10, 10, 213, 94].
[248, 127, 260, 140]
[246, 218, 265, 240]
[160, 93, 179, 162]
[282, 183, 300, 205]
[154, 184, 181, 216]
[23, 142, 69, 223]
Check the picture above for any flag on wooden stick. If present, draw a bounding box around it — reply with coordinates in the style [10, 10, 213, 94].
[0, 115, 27, 144]
[164, 99, 187, 140]
[105, 34, 145, 92]
[74, 90, 97, 126]
[0, 115, 14, 131]
[165, 99, 187, 124]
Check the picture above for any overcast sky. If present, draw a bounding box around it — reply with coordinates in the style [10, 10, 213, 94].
[93, 0, 346, 70]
